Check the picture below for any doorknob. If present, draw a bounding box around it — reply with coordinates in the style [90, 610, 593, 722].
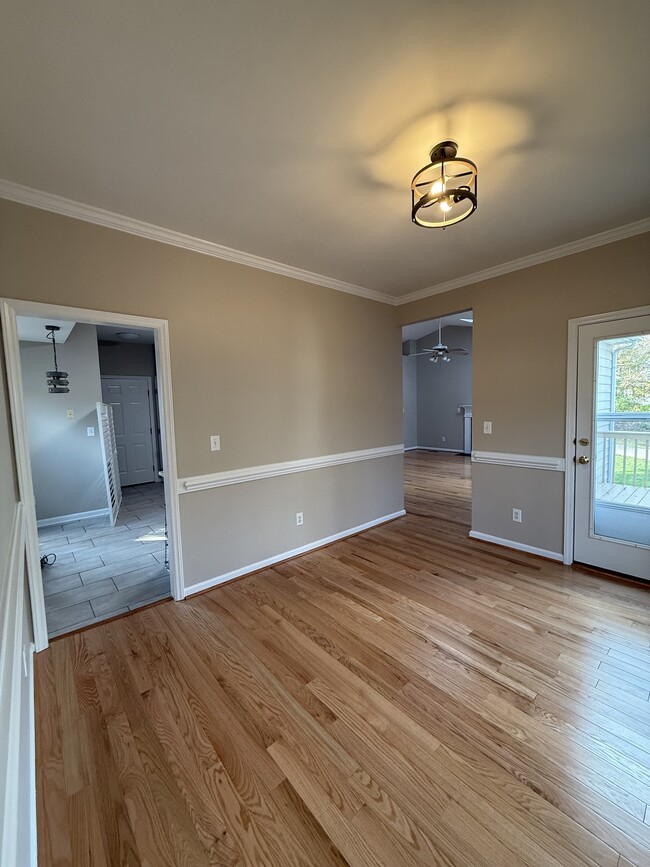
[577, 455, 590, 465]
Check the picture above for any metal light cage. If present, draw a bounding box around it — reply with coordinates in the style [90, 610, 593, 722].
[411, 140, 477, 228]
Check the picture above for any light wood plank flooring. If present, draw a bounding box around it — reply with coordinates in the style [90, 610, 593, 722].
[36, 452, 650, 866]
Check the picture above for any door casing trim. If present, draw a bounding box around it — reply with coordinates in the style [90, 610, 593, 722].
[564, 304, 650, 566]
[1, 298, 184, 651]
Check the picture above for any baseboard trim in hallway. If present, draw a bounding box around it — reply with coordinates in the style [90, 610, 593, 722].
[469, 530, 564, 562]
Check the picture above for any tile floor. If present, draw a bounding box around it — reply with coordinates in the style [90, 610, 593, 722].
[38, 482, 170, 637]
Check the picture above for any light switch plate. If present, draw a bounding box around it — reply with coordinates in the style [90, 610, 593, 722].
[483, 421, 492, 434]
[210, 435, 221, 451]
[66, 409, 74, 419]
[87, 426, 95, 437]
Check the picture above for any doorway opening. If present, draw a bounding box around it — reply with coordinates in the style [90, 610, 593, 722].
[401, 310, 473, 524]
[1, 298, 183, 650]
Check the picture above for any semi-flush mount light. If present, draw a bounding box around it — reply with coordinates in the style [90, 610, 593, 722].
[115, 332, 141, 341]
[411, 140, 477, 228]
[45, 325, 70, 393]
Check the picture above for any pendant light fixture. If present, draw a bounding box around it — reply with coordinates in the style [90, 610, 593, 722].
[411, 140, 477, 228]
[45, 325, 70, 393]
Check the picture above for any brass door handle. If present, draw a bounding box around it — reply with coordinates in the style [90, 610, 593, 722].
[577, 455, 590, 465]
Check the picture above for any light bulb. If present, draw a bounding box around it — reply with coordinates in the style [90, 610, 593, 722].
[430, 179, 444, 196]
[440, 198, 452, 212]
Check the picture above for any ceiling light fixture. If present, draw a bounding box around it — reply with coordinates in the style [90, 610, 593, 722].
[411, 140, 477, 228]
[115, 332, 141, 340]
[45, 325, 70, 393]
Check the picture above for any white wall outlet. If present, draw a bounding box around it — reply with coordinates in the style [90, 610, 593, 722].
[296, 512, 304, 526]
[87, 426, 95, 437]
[210, 435, 221, 451]
[441, 436, 446, 442]
[66, 409, 75, 419]
[483, 421, 492, 434]
[512, 508, 522, 523]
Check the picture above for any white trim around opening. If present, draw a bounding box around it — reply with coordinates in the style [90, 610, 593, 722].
[0, 298, 184, 651]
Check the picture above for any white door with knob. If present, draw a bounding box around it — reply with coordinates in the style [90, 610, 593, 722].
[101, 376, 157, 487]
[573, 313, 650, 580]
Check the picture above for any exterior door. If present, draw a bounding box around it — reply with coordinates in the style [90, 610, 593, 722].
[573, 314, 650, 580]
[101, 376, 157, 486]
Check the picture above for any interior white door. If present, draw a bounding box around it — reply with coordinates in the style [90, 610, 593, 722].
[574, 314, 650, 580]
[101, 376, 156, 487]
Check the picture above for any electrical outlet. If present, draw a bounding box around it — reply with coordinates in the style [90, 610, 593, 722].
[296, 512, 304, 526]
[210, 435, 221, 451]
[66, 409, 74, 419]
[441, 436, 446, 442]
[512, 508, 522, 523]
[483, 421, 492, 434]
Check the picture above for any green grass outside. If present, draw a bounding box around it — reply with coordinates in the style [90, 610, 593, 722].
[613, 454, 650, 487]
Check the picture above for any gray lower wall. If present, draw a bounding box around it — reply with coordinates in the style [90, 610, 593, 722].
[471, 463, 565, 555]
[180, 454, 404, 588]
[20, 323, 107, 520]
[417, 326, 472, 451]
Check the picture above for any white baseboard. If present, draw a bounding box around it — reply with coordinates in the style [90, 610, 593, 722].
[468, 530, 563, 562]
[186, 509, 406, 596]
[37, 507, 109, 528]
[408, 446, 467, 454]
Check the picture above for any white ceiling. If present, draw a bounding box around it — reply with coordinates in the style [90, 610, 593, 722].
[16, 317, 75, 344]
[1, 1, 648, 301]
[96, 325, 155, 344]
[403, 312, 473, 342]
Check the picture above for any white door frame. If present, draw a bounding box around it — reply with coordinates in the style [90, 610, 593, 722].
[1, 298, 185, 652]
[564, 303, 650, 567]
[101, 374, 160, 482]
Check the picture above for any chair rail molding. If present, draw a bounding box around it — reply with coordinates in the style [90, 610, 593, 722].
[471, 451, 566, 472]
[178, 444, 404, 494]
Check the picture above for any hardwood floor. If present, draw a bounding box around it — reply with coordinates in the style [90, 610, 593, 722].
[36, 452, 650, 866]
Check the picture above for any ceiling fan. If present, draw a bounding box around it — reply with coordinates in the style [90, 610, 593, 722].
[413, 322, 469, 364]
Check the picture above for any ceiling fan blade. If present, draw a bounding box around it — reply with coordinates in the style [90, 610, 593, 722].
[447, 348, 469, 355]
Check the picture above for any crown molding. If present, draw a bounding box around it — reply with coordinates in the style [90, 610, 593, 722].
[0, 179, 394, 305]
[395, 218, 650, 306]
[2, 179, 647, 309]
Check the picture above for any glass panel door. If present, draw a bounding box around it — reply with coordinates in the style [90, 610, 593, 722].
[574, 314, 650, 580]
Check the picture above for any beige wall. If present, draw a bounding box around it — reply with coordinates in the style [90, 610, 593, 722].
[397, 232, 650, 554]
[0, 199, 404, 587]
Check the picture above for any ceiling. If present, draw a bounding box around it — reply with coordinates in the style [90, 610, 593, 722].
[96, 325, 155, 345]
[1, 1, 648, 302]
[16, 317, 75, 344]
[403, 312, 473, 342]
